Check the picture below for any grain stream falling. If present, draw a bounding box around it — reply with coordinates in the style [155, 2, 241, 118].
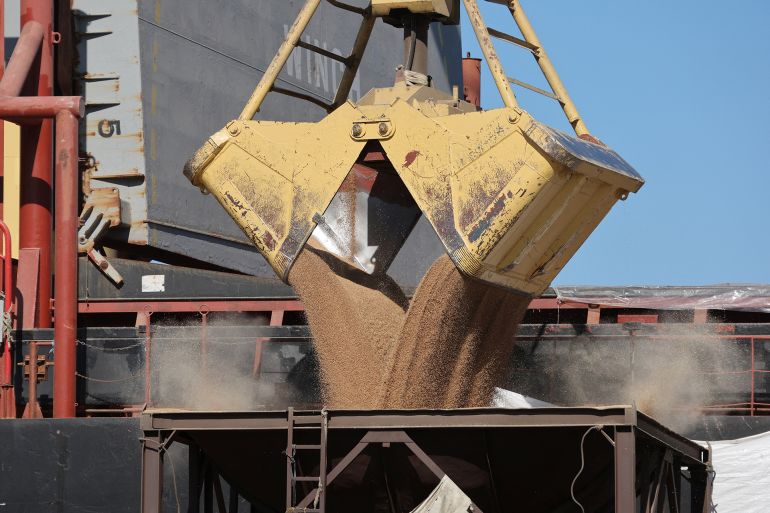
[289, 249, 529, 409]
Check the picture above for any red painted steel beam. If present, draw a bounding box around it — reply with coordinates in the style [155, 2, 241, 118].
[77, 299, 307, 314]
[0, 96, 84, 119]
[0, 221, 13, 418]
[19, 0, 54, 330]
[76, 298, 588, 314]
[0, 21, 44, 96]
[52, 110, 78, 418]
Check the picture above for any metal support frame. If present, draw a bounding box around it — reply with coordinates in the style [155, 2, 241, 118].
[289, 428, 484, 513]
[52, 110, 79, 417]
[465, 0, 590, 136]
[144, 311, 153, 406]
[614, 426, 636, 513]
[147, 437, 252, 513]
[238, 0, 376, 120]
[239, 0, 323, 119]
[139, 407, 709, 513]
[141, 432, 165, 513]
[254, 309, 284, 377]
[239, 0, 375, 118]
[18, 0, 53, 332]
[286, 409, 330, 513]
[506, 0, 588, 135]
[636, 445, 686, 513]
[20, 340, 50, 418]
[0, 0, 84, 418]
[16, 320, 770, 417]
[462, 0, 518, 109]
[0, 220, 13, 417]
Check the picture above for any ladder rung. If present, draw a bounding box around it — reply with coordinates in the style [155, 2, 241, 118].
[296, 40, 349, 65]
[506, 76, 560, 101]
[294, 444, 322, 450]
[487, 27, 538, 52]
[293, 476, 320, 482]
[288, 509, 321, 513]
[326, 0, 365, 16]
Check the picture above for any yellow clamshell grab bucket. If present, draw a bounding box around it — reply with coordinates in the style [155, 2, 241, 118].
[184, 0, 644, 297]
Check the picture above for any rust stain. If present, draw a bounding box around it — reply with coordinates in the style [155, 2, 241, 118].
[222, 190, 276, 253]
[150, 84, 157, 115]
[403, 150, 420, 168]
[262, 231, 276, 252]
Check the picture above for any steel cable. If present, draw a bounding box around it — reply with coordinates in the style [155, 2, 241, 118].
[75, 371, 141, 383]
[570, 425, 603, 513]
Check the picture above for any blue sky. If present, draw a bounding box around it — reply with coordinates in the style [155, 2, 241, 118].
[460, 1, 770, 285]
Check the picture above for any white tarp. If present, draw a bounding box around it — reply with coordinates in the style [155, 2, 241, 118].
[491, 388, 555, 409]
[409, 475, 474, 513]
[701, 431, 770, 513]
[491, 389, 770, 512]
[552, 285, 770, 313]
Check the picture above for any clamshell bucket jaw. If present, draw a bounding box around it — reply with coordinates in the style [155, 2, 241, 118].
[185, 86, 643, 295]
[184, 0, 644, 295]
[184, 103, 369, 280]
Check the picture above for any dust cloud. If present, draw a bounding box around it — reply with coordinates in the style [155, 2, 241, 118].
[151, 316, 271, 410]
[509, 327, 745, 431]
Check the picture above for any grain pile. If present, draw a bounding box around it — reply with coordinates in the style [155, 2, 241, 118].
[288, 249, 529, 409]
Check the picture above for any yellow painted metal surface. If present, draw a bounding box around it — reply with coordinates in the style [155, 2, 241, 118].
[3, 122, 20, 258]
[371, 0, 454, 17]
[185, 104, 365, 279]
[185, 0, 644, 296]
[186, 85, 642, 295]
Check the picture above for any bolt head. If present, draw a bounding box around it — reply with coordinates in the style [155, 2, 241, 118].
[378, 122, 389, 136]
[351, 123, 363, 138]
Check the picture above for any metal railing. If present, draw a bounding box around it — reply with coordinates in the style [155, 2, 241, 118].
[14, 321, 770, 417]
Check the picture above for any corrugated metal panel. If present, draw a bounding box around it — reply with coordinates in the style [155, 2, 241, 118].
[74, 0, 461, 286]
